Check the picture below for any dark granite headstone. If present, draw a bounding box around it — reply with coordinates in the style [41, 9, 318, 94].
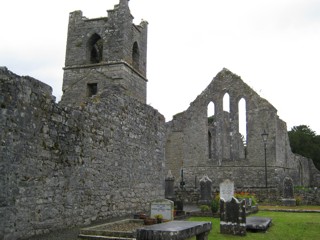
[220, 197, 246, 236]
[198, 175, 212, 205]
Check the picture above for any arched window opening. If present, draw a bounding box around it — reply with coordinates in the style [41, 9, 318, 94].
[239, 98, 247, 146]
[208, 131, 212, 159]
[207, 101, 215, 124]
[132, 42, 140, 70]
[223, 93, 230, 112]
[88, 34, 103, 64]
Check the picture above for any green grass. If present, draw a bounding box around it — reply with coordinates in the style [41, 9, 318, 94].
[259, 205, 320, 211]
[188, 211, 320, 240]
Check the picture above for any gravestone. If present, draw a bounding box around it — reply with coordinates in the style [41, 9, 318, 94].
[150, 199, 174, 220]
[165, 170, 175, 201]
[219, 180, 246, 236]
[220, 197, 246, 236]
[220, 179, 234, 202]
[198, 175, 212, 205]
[281, 177, 296, 206]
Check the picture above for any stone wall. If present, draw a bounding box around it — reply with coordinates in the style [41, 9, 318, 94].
[0, 67, 165, 239]
[295, 188, 320, 205]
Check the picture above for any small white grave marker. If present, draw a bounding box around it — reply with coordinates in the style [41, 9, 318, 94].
[220, 179, 234, 202]
[150, 199, 174, 220]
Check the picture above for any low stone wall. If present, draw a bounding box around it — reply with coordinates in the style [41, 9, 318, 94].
[295, 188, 320, 205]
[175, 186, 320, 207]
[174, 187, 280, 205]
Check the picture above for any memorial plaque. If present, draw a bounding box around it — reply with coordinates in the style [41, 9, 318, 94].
[220, 179, 234, 202]
[150, 199, 174, 220]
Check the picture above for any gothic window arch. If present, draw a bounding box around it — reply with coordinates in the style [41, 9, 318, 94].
[207, 101, 215, 160]
[132, 42, 140, 70]
[238, 98, 247, 144]
[87, 33, 103, 64]
[223, 93, 230, 112]
[207, 102, 215, 123]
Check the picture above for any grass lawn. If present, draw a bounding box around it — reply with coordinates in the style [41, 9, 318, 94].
[259, 205, 320, 211]
[188, 211, 320, 240]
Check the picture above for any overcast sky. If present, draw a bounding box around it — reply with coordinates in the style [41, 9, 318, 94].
[1, 0, 320, 134]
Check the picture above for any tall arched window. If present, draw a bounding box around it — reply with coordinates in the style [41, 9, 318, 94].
[238, 98, 247, 145]
[88, 33, 103, 64]
[207, 101, 215, 123]
[223, 93, 230, 112]
[132, 42, 140, 70]
[207, 101, 215, 159]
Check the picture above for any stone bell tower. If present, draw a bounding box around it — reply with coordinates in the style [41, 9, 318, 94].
[60, 0, 148, 105]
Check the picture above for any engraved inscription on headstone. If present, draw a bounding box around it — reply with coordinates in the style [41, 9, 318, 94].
[220, 179, 234, 202]
[150, 199, 174, 220]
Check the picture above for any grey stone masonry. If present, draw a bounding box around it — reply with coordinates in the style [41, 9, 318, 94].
[0, 67, 166, 239]
[165, 170, 176, 201]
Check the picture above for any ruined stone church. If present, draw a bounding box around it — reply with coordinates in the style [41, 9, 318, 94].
[1, 0, 319, 239]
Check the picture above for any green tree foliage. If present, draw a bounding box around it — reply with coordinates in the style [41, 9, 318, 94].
[288, 125, 320, 170]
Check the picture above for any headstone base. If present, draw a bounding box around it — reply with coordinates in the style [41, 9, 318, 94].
[281, 198, 296, 206]
[220, 222, 246, 236]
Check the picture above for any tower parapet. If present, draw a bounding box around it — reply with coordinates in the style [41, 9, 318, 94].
[61, 0, 148, 105]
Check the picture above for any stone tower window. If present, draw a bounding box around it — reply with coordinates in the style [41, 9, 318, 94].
[87, 83, 98, 97]
[132, 42, 140, 70]
[88, 33, 103, 64]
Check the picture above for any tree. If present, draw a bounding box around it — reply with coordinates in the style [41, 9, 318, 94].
[288, 125, 320, 171]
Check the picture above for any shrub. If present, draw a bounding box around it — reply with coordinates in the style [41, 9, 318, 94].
[199, 205, 210, 212]
[234, 192, 258, 205]
[211, 197, 219, 213]
[295, 195, 303, 206]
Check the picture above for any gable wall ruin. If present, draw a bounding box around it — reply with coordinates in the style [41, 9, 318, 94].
[165, 68, 320, 189]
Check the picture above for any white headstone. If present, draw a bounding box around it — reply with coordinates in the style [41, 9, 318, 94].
[150, 199, 174, 220]
[220, 179, 234, 202]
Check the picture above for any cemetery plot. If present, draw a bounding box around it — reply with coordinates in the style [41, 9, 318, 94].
[78, 219, 144, 239]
